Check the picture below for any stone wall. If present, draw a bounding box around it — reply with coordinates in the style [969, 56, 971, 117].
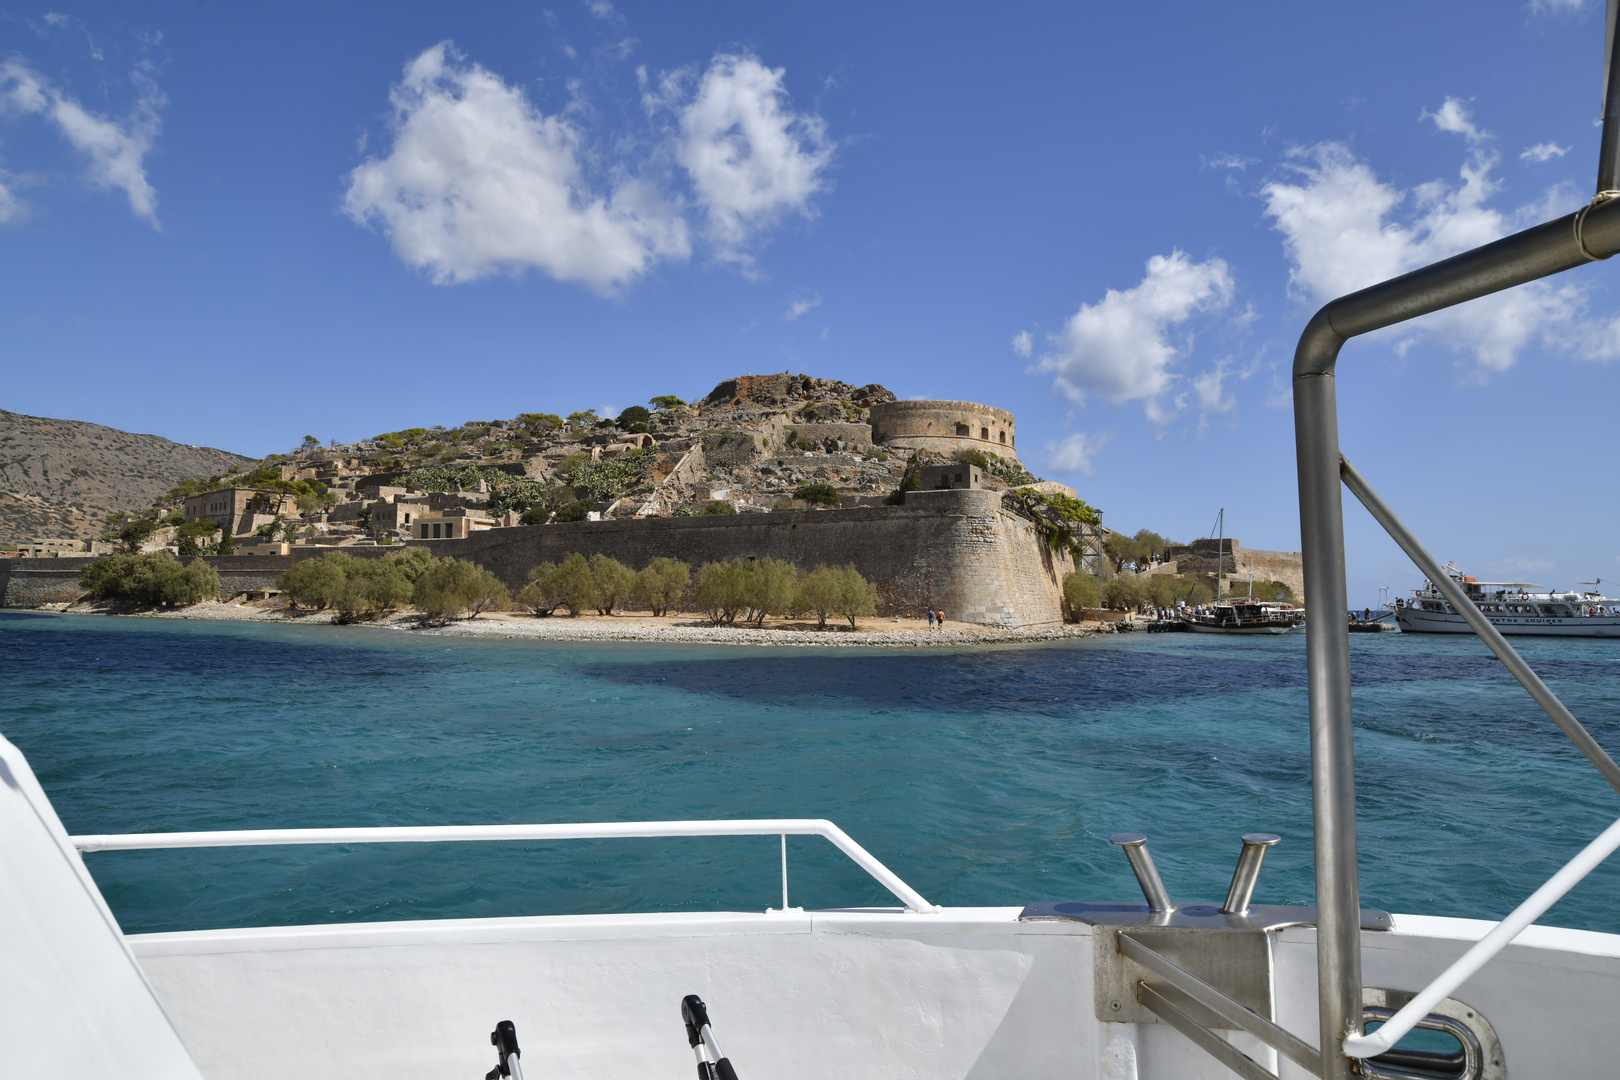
[0, 555, 311, 607]
[784, 423, 873, 450]
[868, 399, 1018, 462]
[422, 488, 1067, 626]
[1160, 539, 1306, 602]
[1, 495, 1072, 627]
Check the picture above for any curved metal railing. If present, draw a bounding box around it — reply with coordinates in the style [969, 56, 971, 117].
[70, 817, 941, 915]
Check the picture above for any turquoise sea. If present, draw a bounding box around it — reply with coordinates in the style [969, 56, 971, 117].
[4, 611, 1620, 936]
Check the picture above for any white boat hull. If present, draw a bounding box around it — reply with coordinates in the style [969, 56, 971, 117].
[123, 906, 1620, 1080]
[1395, 607, 1620, 637]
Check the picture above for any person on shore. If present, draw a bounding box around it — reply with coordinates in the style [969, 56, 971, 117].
[937, 609, 946, 628]
[927, 609, 935, 630]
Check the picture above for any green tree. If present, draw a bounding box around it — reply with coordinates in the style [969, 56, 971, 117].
[633, 557, 690, 616]
[740, 557, 798, 627]
[587, 553, 636, 614]
[301, 435, 321, 450]
[830, 564, 879, 628]
[550, 552, 597, 615]
[214, 531, 238, 556]
[1102, 573, 1146, 610]
[107, 516, 159, 553]
[412, 558, 508, 622]
[1062, 571, 1103, 620]
[517, 562, 562, 615]
[693, 560, 749, 624]
[794, 565, 840, 629]
[702, 500, 737, 515]
[616, 405, 651, 428]
[80, 552, 218, 607]
[566, 409, 599, 426]
[795, 482, 841, 507]
[795, 564, 878, 629]
[332, 558, 415, 622]
[279, 554, 350, 610]
[649, 395, 686, 409]
[885, 453, 925, 505]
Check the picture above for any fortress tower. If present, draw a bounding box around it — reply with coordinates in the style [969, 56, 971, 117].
[867, 399, 1017, 462]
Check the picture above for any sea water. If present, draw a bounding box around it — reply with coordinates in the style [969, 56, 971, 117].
[3, 611, 1619, 936]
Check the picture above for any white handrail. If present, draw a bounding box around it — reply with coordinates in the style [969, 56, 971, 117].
[69, 817, 942, 914]
[1344, 812, 1620, 1059]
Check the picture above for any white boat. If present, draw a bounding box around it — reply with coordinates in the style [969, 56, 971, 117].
[1185, 600, 1304, 634]
[1393, 567, 1620, 637]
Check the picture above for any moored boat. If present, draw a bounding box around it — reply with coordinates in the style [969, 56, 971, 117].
[1393, 567, 1620, 637]
[1184, 599, 1304, 634]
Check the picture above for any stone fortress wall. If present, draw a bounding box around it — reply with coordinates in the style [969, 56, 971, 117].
[0, 490, 1073, 628]
[867, 400, 1018, 462]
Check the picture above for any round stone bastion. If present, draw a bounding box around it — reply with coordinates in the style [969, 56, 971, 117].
[867, 399, 1018, 461]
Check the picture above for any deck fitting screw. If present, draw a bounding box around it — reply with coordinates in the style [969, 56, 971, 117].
[1111, 1000, 1121, 1011]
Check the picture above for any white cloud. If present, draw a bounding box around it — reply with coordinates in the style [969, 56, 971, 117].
[1262, 101, 1590, 374]
[651, 54, 833, 266]
[1192, 359, 1240, 413]
[0, 59, 164, 225]
[1045, 432, 1109, 477]
[1011, 330, 1032, 357]
[1531, 0, 1586, 12]
[1521, 141, 1570, 163]
[584, 0, 618, 19]
[1032, 250, 1235, 421]
[1203, 152, 1257, 171]
[0, 178, 24, 225]
[784, 293, 821, 320]
[344, 43, 689, 290]
[1423, 97, 1484, 143]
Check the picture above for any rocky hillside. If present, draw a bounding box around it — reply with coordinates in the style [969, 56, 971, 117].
[0, 410, 253, 545]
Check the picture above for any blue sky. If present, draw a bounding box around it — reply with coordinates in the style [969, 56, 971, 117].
[2, 0, 1617, 604]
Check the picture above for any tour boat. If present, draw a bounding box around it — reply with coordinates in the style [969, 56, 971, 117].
[1393, 568, 1620, 637]
[1184, 599, 1304, 634]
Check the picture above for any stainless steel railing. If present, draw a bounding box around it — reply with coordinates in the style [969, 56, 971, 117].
[1288, 5, 1620, 1074]
[70, 817, 942, 915]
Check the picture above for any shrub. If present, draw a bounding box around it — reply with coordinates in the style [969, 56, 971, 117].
[795, 482, 841, 507]
[955, 448, 990, 470]
[412, 557, 508, 622]
[702, 500, 736, 515]
[1062, 571, 1102, 620]
[588, 554, 636, 614]
[886, 453, 924, 505]
[553, 500, 592, 523]
[80, 552, 219, 607]
[634, 557, 690, 616]
[520, 506, 551, 525]
[161, 510, 186, 526]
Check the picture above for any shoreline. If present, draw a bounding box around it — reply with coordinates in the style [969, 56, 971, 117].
[13, 600, 1119, 647]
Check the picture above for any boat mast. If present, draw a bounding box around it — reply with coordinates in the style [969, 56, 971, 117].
[1216, 507, 1224, 600]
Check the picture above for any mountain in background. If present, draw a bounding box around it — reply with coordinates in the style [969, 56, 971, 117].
[0, 410, 253, 546]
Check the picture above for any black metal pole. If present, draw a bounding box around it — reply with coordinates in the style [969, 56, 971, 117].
[1601, 0, 1620, 192]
